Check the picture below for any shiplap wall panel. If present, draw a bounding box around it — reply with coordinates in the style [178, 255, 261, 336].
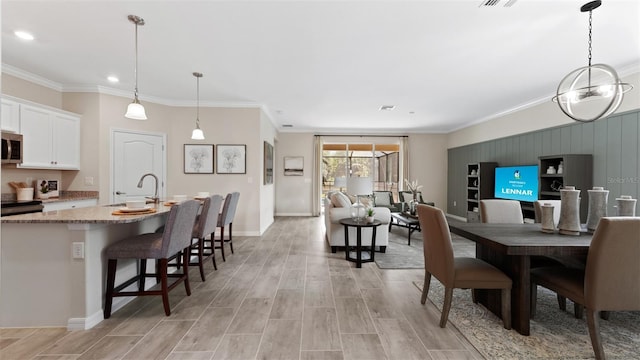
[447, 109, 640, 218]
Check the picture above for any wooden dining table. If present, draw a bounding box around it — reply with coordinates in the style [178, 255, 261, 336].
[448, 221, 592, 336]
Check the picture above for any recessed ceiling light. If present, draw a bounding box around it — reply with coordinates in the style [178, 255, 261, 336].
[14, 30, 34, 41]
[379, 105, 396, 111]
[107, 76, 119, 83]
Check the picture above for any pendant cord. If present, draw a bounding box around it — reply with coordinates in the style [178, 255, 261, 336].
[587, 9, 593, 88]
[134, 21, 139, 100]
[196, 76, 200, 128]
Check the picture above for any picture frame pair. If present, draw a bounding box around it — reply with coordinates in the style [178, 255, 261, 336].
[184, 144, 246, 174]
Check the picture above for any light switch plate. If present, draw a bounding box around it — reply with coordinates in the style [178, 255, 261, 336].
[72, 242, 84, 259]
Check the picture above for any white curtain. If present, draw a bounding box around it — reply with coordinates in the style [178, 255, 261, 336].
[312, 135, 323, 216]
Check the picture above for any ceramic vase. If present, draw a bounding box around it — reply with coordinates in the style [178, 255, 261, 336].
[586, 186, 609, 232]
[616, 195, 637, 217]
[540, 203, 556, 233]
[558, 186, 581, 236]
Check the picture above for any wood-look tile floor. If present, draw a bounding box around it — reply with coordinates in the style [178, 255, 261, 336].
[0, 216, 484, 360]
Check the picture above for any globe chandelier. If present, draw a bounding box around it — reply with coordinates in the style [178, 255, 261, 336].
[553, 0, 633, 123]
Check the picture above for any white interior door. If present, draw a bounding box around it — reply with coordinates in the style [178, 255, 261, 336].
[111, 129, 166, 204]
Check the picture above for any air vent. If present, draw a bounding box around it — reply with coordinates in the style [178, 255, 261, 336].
[379, 105, 396, 111]
[282, 124, 293, 128]
[479, 0, 517, 7]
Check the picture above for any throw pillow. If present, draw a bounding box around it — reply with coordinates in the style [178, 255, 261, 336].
[330, 192, 351, 208]
[373, 192, 391, 206]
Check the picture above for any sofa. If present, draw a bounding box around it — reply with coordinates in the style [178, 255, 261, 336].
[324, 191, 391, 253]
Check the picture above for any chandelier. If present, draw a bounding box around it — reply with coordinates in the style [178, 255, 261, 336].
[553, 1, 633, 123]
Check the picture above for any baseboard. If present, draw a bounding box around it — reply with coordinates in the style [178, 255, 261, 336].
[67, 310, 104, 330]
[446, 213, 467, 222]
[275, 212, 314, 217]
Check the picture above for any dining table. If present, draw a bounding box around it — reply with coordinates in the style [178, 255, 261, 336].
[448, 221, 592, 336]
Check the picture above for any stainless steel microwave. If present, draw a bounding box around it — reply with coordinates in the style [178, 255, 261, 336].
[1, 132, 23, 164]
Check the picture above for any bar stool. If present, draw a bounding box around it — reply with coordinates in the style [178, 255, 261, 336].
[103, 200, 200, 318]
[190, 194, 223, 280]
[213, 192, 240, 262]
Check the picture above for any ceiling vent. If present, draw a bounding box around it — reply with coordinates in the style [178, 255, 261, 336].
[479, 0, 517, 7]
[379, 105, 396, 111]
[282, 124, 293, 128]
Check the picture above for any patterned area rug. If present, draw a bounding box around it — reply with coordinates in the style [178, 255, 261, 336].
[413, 280, 640, 359]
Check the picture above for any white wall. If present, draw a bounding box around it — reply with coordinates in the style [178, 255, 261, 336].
[406, 134, 449, 211]
[275, 133, 315, 216]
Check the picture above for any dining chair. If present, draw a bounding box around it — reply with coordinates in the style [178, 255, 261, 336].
[103, 200, 200, 318]
[417, 204, 512, 329]
[479, 199, 524, 224]
[530, 217, 640, 360]
[214, 192, 240, 261]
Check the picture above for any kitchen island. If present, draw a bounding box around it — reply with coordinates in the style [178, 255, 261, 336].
[1, 203, 172, 330]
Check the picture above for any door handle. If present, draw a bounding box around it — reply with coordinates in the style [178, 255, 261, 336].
[115, 191, 126, 195]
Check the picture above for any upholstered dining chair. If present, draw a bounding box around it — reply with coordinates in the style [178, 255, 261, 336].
[103, 199, 200, 318]
[417, 204, 513, 329]
[530, 217, 640, 360]
[214, 192, 240, 261]
[479, 199, 524, 224]
[190, 194, 224, 280]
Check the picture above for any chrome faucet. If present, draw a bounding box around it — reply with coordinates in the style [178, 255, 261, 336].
[137, 173, 159, 203]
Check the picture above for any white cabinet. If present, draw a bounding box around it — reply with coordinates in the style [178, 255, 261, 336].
[1, 98, 20, 133]
[43, 198, 97, 212]
[19, 104, 80, 170]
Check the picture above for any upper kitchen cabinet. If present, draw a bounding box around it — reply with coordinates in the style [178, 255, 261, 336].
[19, 104, 80, 170]
[1, 98, 21, 133]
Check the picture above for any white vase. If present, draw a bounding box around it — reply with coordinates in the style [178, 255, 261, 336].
[558, 186, 581, 236]
[586, 187, 608, 232]
[366, 216, 374, 223]
[616, 195, 637, 217]
[540, 203, 556, 233]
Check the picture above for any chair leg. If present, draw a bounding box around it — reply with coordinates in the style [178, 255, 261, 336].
[228, 223, 234, 254]
[208, 232, 217, 270]
[182, 247, 191, 296]
[586, 309, 605, 360]
[557, 295, 567, 311]
[197, 237, 206, 282]
[159, 258, 171, 316]
[219, 226, 226, 262]
[501, 288, 512, 330]
[440, 287, 453, 328]
[600, 311, 610, 320]
[420, 271, 432, 304]
[104, 259, 117, 319]
[139, 258, 147, 291]
[574, 303, 584, 319]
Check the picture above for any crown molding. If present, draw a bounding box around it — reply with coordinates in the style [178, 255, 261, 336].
[2, 63, 262, 109]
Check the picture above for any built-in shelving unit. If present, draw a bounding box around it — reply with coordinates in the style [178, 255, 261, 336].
[538, 154, 593, 222]
[466, 162, 497, 222]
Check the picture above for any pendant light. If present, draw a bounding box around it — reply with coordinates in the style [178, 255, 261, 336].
[553, 1, 633, 123]
[124, 15, 147, 120]
[191, 72, 205, 140]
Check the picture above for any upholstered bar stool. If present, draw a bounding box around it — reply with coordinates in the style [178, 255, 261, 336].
[103, 200, 200, 318]
[190, 194, 224, 279]
[213, 192, 240, 261]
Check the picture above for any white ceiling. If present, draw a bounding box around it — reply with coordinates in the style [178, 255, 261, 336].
[2, 0, 639, 134]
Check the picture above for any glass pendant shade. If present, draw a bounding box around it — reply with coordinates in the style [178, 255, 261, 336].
[125, 99, 147, 120]
[191, 127, 205, 140]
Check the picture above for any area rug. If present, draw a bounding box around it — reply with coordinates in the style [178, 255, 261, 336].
[375, 229, 475, 269]
[413, 280, 640, 359]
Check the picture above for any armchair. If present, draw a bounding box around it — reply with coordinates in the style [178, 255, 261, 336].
[399, 191, 435, 207]
[372, 191, 402, 212]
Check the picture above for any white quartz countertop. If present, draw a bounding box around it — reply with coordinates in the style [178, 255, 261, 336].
[1, 203, 172, 224]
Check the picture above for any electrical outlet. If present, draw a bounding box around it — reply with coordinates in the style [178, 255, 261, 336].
[72, 242, 85, 259]
[84, 176, 94, 186]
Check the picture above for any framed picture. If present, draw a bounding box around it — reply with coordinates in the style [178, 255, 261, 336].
[184, 144, 214, 174]
[284, 156, 304, 176]
[217, 144, 246, 174]
[264, 141, 274, 184]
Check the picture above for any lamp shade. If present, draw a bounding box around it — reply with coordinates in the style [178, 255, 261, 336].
[347, 177, 372, 196]
[334, 177, 347, 188]
[125, 101, 147, 120]
[191, 128, 205, 140]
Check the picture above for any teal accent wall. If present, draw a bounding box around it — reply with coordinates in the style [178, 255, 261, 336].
[448, 109, 640, 218]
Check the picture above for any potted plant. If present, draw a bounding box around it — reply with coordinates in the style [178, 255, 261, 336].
[366, 208, 375, 223]
[39, 180, 50, 199]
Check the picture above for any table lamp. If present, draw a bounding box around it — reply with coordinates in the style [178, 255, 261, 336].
[347, 177, 372, 222]
[334, 177, 347, 192]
